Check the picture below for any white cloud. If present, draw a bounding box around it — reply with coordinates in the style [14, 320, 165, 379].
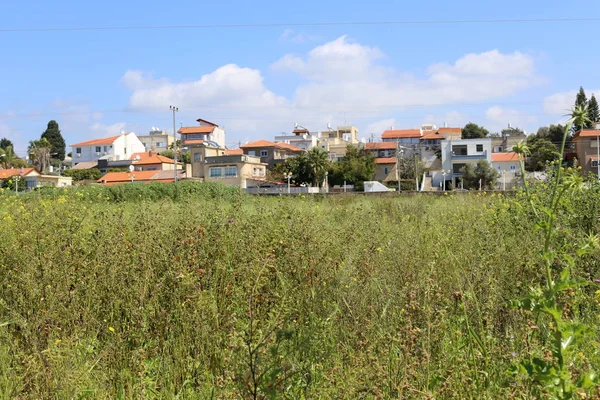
[543, 88, 600, 115]
[278, 29, 320, 44]
[484, 106, 538, 134]
[88, 122, 128, 139]
[364, 118, 396, 135]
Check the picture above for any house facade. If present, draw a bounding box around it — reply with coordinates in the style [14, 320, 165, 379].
[136, 129, 175, 153]
[374, 158, 396, 182]
[572, 129, 600, 175]
[491, 152, 521, 189]
[0, 168, 72, 190]
[318, 125, 360, 161]
[71, 133, 146, 164]
[178, 118, 226, 148]
[203, 154, 267, 188]
[240, 140, 303, 168]
[274, 128, 319, 151]
[434, 138, 492, 188]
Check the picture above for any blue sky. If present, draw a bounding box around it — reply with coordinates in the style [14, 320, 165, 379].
[1, 0, 599, 155]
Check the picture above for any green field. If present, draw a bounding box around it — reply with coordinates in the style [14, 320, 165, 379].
[1, 183, 599, 399]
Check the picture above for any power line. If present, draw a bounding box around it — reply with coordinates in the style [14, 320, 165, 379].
[1, 17, 600, 33]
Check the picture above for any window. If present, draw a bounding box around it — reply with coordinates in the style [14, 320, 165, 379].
[510, 165, 516, 171]
[209, 167, 222, 177]
[593, 160, 599, 167]
[452, 145, 468, 156]
[124, 147, 127, 154]
[248, 151, 256, 156]
[329, 133, 336, 138]
[453, 163, 467, 173]
[476, 144, 484, 152]
[384, 167, 389, 175]
[103, 146, 109, 152]
[155, 142, 164, 148]
[95, 146, 101, 153]
[76, 147, 82, 154]
[194, 153, 202, 162]
[224, 166, 238, 177]
[260, 150, 268, 157]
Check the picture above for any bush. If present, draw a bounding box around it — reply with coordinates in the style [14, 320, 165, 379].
[62, 168, 102, 181]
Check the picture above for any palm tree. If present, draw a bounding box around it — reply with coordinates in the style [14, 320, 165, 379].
[306, 147, 330, 187]
[0, 146, 25, 169]
[28, 138, 52, 173]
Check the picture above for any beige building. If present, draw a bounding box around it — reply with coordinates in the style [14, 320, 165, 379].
[573, 129, 600, 175]
[240, 140, 304, 168]
[491, 152, 521, 189]
[319, 125, 360, 161]
[374, 158, 396, 182]
[203, 154, 267, 188]
[137, 129, 175, 153]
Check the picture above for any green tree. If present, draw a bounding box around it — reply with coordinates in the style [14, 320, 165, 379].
[462, 123, 489, 139]
[41, 120, 66, 161]
[460, 159, 499, 190]
[525, 136, 561, 171]
[536, 124, 567, 149]
[28, 138, 52, 173]
[160, 149, 191, 165]
[587, 94, 600, 127]
[0, 145, 26, 169]
[573, 87, 588, 132]
[62, 168, 102, 181]
[305, 147, 330, 187]
[328, 145, 375, 190]
[0, 138, 13, 150]
[501, 127, 526, 137]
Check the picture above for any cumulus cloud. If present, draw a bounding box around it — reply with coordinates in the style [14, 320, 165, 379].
[543, 88, 600, 115]
[484, 106, 538, 133]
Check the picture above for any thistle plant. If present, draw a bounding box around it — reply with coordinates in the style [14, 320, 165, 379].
[511, 107, 599, 399]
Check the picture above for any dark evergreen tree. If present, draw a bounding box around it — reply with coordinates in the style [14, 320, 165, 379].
[0, 138, 13, 150]
[462, 123, 489, 139]
[573, 87, 589, 133]
[587, 94, 600, 128]
[41, 120, 66, 161]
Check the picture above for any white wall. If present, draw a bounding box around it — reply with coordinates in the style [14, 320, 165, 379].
[72, 133, 146, 164]
[210, 127, 226, 148]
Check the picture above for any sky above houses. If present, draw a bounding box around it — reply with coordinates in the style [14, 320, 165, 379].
[1, 0, 599, 156]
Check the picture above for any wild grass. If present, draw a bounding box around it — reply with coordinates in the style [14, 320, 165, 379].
[0, 187, 598, 399]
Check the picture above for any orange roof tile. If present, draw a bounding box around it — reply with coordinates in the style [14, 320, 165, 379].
[71, 135, 121, 147]
[0, 168, 38, 178]
[381, 129, 421, 139]
[224, 149, 243, 155]
[366, 142, 397, 150]
[98, 171, 159, 184]
[274, 142, 304, 152]
[573, 129, 600, 139]
[241, 139, 277, 148]
[492, 152, 520, 162]
[178, 126, 215, 134]
[182, 139, 205, 146]
[420, 131, 444, 140]
[438, 127, 462, 134]
[196, 118, 218, 126]
[375, 157, 397, 164]
[130, 152, 180, 165]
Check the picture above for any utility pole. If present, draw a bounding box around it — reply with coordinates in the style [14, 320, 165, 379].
[170, 106, 179, 183]
[414, 144, 419, 191]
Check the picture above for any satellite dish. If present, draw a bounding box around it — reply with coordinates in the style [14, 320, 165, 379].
[327, 122, 331, 129]
[294, 123, 298, 129]
[151, 126, 155, 131]
[120, 130, 126, 135]
[302, 134, 308, 139]
[129, 165, 135, 172]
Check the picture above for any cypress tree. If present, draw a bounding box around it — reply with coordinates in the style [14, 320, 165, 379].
[587, 94, 600, 128]
[41, 120, 66, 161]
[573, 87, 589, 133]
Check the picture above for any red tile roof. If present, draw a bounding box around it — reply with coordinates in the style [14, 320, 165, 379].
[130, 152, 180, 165]
[241, 140, 304, 152]
[492, 152, 520, 162]
[98, 171, 160, 184]
[224, 149, 243, 155]
[196, 118, 218, 127]
[274, 141, 304, 152]
[420, 131, 444, 140]
[178, 126, 215, 134]
[71, 135, 121, 147]
[375, 157, 397, 164]
[438, 127, 462, 134]
[573, 129, 600, 139]
[381, 129, 421, 139]
[0, 168, 38, 178]
[366, 142, 397, 150]
[182, 139, 205, 146]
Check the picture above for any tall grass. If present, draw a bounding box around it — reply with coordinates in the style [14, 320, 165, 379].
[0, 188, 598, 398]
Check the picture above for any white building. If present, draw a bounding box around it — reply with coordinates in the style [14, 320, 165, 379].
[71, 132, 146, 165]
[274, 127, 319, 151]
[178, 118, 226, 148]
[136, 128, 175, 153]
[433, 138, 492, 188]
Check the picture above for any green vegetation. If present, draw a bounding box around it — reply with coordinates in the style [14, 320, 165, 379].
[61, 168, 103, 182]
[0, 180, 599, 398]
[41, 120, 67, 161]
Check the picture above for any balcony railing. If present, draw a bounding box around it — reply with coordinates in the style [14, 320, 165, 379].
[451, 150, 487, 160]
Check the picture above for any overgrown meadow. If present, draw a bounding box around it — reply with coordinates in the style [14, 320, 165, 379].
[1, 182, 599, 399]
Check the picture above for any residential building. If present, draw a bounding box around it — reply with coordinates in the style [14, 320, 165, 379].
[71, 132, 146, 164]
[137, 128, 175, 153]
[572, 129, 600, 175]
[0, 168, 72, 189]
[95, 151, 182, 174]
[365, 142, 397, 159]
[240, 140, 304, 168]
[491, 135, 523, 153]
[274, 127, 319, 151]
[98, 170, 184, 185]
[318, 125, 360, 161]
[374, 158, 397, 182]
[203, 154, 267, 188]
[492, 152, 521, 189]
[178, 118, 226, 148]
[434, 138, 492, 188]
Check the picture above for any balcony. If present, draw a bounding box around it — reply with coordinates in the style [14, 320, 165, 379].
[451, 150, 487, 161]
